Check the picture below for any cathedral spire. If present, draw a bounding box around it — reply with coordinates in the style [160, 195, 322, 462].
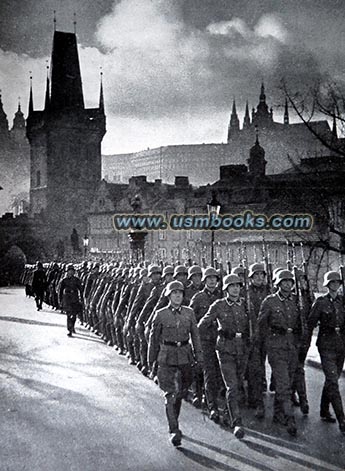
[99, 68, 104, 113]
[260, 81, 266, 103]
[227, 98, 240, 141]
[284, 98, 289, 125]
[44, 63, 50, 111]
[243, 100, 251, 128]
[28, 73, 34, 115]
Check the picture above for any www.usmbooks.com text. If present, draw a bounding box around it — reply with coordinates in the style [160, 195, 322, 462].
[113, 211, 313, 231]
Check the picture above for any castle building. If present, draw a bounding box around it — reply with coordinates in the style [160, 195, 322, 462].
[26, 30, 106, 242]
[103, 83, 337, 185]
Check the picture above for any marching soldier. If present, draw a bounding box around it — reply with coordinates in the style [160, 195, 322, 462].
[32, 261, 47, 311]
[185, 265, 203, 303]
[256, 270, 303, 436]
[198, 274, 252, 439]
[190, 267, 222, 420]
[306, 271, 345, 435]
[59, 264, 83, 337]
[148, 280, 203, 447]
[246, 262, 270, 417]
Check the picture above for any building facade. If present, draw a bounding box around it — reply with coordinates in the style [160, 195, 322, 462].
[103, 83, 337, 186]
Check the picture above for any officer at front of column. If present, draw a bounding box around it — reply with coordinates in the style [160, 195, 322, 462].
[306, 271, 345, 435]
[148, 281, 203, 447]
[59, 264, 83, 337]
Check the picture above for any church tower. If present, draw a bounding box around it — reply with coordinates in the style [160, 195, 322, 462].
[252, 82, 273, 128]
[11, 100, 27, 143]
[243, 101, 251, 129]
[26, 30, 106, 241]
[248, 131, 267, 177]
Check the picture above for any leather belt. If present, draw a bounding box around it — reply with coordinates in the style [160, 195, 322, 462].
[162, 340, 189, 347]
[218, 330, 248, 340]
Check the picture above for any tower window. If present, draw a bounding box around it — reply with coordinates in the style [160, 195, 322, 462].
[36, 170, 41, 187]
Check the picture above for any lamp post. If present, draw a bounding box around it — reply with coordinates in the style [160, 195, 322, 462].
[207, 191, 221, 268]
[83, 235, 89, 258]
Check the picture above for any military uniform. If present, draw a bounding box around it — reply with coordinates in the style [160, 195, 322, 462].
[148, 303, 203, 438]
[59, 274, 83, 335]
[257, 291, 302, 428]
[198, 296, 251, 429]
[307, 292, 345, 427]
[32, 265, 47, 310]
[190, 287, 222, 413]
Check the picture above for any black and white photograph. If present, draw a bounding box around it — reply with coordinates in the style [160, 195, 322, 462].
[0, 0, 345, 469]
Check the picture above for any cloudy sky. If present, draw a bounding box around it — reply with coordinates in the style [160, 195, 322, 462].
[0, 0, 344, 154]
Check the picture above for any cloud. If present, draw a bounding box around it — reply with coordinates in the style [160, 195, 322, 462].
[0, 2, 325, 155]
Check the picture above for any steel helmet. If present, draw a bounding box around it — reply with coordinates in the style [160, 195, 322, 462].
[202, 267, 219, 281]
[188, 265, 202, 279]
[323, 271, 341, 287]
[274, 269, 294, 285]
[165, 280, 185, 296]
[162, 265, 174, 277]
[231, 266, 245, 276]
[173, 265, 188, 278]
[223, 274, 242, 290]
[140, 268, 148, 277]
[248, 262, 265, 278]
[272, 267, 284, 281]
[148, 264, 162, 277]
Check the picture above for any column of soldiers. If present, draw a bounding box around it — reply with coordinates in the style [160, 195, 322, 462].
[21, 248, 345, 447]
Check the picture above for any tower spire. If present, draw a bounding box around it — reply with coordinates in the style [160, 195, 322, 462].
[260, 81, 266, 103]
[284, 98, 289, 125]
[44, 62, 50, 111]
[53, 10, 56, 32]
[28, 72, 33, 115]
[73, 12, 77, 35]
[227, 98, 240, 141]
[99, 68, 104, 112]
[243, 100, 251, 128]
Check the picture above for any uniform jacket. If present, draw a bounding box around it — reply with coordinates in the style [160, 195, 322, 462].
[32, 268, 47, 295]
[148, 304, 203, 366]
[307, 293, 345, 352]
[190, 288, 222, 342]
[198, 297, 251, 355]
[59, 275, 82, 313]
[257, 291, 302, 351]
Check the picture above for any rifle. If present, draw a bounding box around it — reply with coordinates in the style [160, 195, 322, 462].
[242, 244, 253, 340]
[286, 239, 292, 271]
[292, 243, 305, 337]
[262, 237, 273, 293]
[226, 260, 232, 274]
[201, 256, 207, 269]
[300, 242, 313, 305]
[339, 250, 345, 296]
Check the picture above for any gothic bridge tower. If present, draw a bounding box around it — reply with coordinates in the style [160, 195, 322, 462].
[27, 30, 106, 243]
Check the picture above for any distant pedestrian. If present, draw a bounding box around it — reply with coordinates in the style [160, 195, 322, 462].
[32, 261, 47, 311]
[59, 264, 83, 337]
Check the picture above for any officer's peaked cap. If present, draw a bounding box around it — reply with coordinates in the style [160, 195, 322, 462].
[323, 271, 341, 287]
[165, 280, 185, 296]
[223, 274, 242, 290]
[202, 267, 219, 281]
[188, 265, 202, 279]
